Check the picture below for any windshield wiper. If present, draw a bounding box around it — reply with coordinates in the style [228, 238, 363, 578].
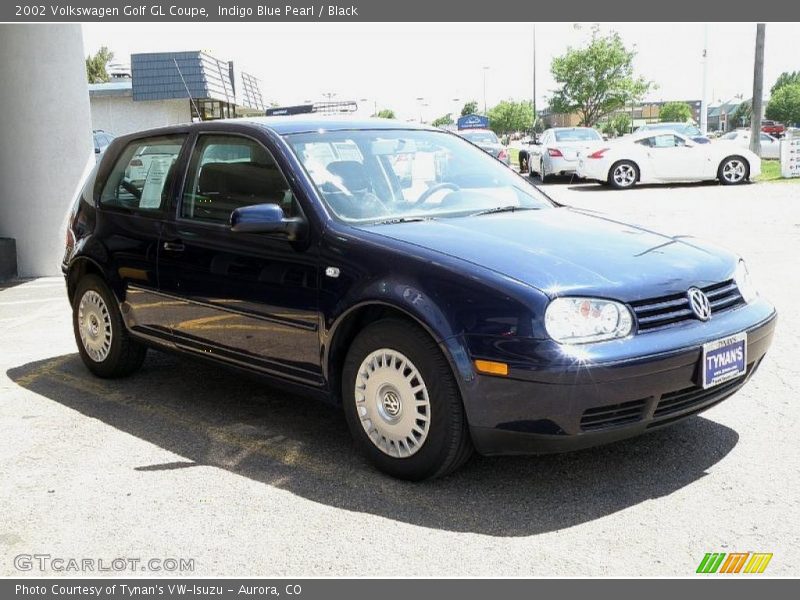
[471, 205, 539, 217]
[370, 216, 430, 226]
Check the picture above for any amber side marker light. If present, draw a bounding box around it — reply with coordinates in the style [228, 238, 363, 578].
[474, 360, 509, 376]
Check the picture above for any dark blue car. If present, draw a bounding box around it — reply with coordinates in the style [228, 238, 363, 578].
[63, 117, 777, 480]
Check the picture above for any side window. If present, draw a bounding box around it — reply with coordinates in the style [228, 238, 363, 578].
[181, 135, 298, 224]
[650, 134, 680, 148]
[100, 135, 185, 212]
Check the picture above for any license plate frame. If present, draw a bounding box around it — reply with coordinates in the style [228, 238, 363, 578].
[701, 332, 747, 389]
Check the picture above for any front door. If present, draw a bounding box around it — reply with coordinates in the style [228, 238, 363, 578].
[157, 133, 322, 386]
[646, 134, 706, 180]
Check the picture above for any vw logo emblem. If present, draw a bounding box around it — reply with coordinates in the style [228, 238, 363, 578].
[382, 390, 402, 417]
[687, 288, 711, 321]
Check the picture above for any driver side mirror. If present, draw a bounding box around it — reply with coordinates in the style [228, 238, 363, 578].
[229, 203, 307, 241]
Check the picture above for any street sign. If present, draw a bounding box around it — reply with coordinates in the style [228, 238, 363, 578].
[780, 128, 800, 178]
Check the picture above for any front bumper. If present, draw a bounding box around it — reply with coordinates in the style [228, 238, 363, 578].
[462, 304, 777, 456]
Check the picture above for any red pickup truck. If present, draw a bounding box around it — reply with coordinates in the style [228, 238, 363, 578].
[761, 120, 786, 137]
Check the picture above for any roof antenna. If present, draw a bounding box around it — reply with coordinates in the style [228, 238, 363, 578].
[173, 58, 201, 120]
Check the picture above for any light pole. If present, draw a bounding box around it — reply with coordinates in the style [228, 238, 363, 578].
[482, 66, 490, 114]
[416, 96, 426, 124]
[451, 97, 461, 125]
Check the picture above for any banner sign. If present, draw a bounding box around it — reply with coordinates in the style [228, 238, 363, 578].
[457, 114, 489, 130]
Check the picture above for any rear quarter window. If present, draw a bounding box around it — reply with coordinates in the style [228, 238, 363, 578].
[99, 135, 186, 213]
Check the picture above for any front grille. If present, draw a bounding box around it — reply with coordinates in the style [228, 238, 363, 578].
[631, 279, 745, 332]
[653, 375, 746, 419]
[580, 398, 648, 431]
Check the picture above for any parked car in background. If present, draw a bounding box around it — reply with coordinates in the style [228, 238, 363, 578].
[577, 130, 761, 188]
[637, 122, 710, 144]
[458, 129, 510, 165]
[720, 130, 780, 160]
[124, 142, 185, 185]
[760, 120, 785, 138]
[64, 117, 775, 480]
[92, 130, 115, 162]
[527, 127, 604, 182]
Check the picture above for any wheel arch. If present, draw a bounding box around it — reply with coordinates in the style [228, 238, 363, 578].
[65, 256, 108, 305]
[324, 300, 472, 406]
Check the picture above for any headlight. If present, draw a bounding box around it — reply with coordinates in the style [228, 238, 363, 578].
[544, 297, 633, 344]
[734, 259, 758, 303]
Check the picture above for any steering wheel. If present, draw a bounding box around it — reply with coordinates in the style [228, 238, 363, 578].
[414, 182, 460, 206]
[120, 179, 142, 200]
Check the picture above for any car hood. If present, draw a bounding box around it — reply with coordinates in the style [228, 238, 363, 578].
[362, 208, 737, 302]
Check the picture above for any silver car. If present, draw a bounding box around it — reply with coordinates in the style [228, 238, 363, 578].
[458, 129, 510, 165]
[529, 127, 604, 182]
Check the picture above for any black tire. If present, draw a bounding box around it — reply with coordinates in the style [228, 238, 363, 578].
[607, 160, 639, 189]
[717, 155, 750, 185]
[72, 274, 146, 378]
[342, 319, 473, 480]
[539, 160, 550, 183]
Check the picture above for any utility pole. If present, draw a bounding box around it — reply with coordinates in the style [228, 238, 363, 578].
[532, 24, 537, 133]
[750, 23, 766, 156]
[700, 24, 709, 135]
[482, 66, 490, 114]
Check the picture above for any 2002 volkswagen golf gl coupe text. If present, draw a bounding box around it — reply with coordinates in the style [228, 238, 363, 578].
[63, 117, 777, 480]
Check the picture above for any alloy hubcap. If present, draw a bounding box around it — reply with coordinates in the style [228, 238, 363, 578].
[723, 160, 745, 182]
[614, 164, 636, 186]
[354, 349, 431, 458]
[78, 290, 112, 362]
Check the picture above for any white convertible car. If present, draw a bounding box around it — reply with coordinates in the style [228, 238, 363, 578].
[576, 130, 761, 189]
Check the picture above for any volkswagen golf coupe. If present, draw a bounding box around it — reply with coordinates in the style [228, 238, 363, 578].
[63, 117, 777, 480]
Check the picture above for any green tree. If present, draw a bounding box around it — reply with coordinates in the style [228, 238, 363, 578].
[771, 71, 800, 96]
[431, 113, 454, 128]
[487, 100, 534, 134]
[375, 109, 396, 119]
[659, 101, 693, 123]
[460, 100, 479, 116]
[85, 46, 114, 83]
[601, 113, 631, 137]
[766, 84, 800, 126]
[729, 100, 752, 129]
[549, 28, 653, 126]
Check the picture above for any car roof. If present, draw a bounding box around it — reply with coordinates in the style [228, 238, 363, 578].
[546, 127, 596, 132]
[111, 116, 443, 148]
[237, 115, 435, 135]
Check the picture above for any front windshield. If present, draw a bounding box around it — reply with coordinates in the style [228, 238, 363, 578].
[554, 129, 601, 142]
[460, 130, 499, 144]
[286, 129, 552, 224]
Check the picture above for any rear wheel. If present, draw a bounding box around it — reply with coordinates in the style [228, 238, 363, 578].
[539, 159, 551, 183]
[718, 156, 749, 185]
[342, 319, 473, 480]
[73, 275, 146, 378]
[608, 160, 639, 189]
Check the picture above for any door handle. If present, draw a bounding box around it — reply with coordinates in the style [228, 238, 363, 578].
[163, 241, 185, 252]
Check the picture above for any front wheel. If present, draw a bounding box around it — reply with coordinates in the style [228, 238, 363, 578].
[608, 160, 639, 189]
[342, 319, 473, 480]
[718, 156, 749, 185]
[73, 274, 146, 378]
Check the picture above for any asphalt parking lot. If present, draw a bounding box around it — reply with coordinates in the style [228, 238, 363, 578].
[1, 179, 798, 576]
